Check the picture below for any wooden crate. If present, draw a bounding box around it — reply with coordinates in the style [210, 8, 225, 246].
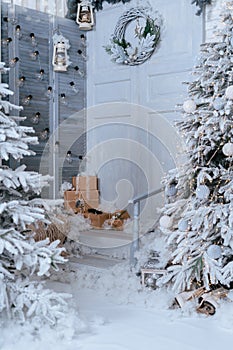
[141, 268, 167, 287]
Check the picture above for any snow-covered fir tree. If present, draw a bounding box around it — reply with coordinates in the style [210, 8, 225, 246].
[0, 62, 69, 324]
[156, 1, 233, 293]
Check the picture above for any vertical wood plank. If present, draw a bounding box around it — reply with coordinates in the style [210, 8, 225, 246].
[1, 3, 86, 197]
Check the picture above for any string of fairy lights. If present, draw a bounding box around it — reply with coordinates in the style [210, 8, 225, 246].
[2, 17, 86, 157]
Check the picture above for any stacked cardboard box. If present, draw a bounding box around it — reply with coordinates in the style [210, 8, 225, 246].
[72, 175, 97, 192]
[106, 210, 131, 230]
[64, 190, 84, 213]
[83, 211, 111, 229]
[64, 176, 130, 229]
[64, 175, 99, 213]
[75, 175, 99, 209]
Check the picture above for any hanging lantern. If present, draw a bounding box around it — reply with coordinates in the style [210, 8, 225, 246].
[52, 33, 71, 72]
[52, 41, 68, 72]
[76, 0, 94, 31]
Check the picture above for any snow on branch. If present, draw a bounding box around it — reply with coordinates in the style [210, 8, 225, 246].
[0, 228, 66, 277]
[0, 83, 14, 96]
[0, 165, 50, 194]
[0, 140, 37, 160]
[3, 278, 70, 324]
[0, 201, 45, 229]
[0, 62, 10, 73]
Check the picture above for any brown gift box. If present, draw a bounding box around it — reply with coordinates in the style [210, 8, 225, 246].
[64, 199, 76, 211]
[64, 190, 85, 213]
[73, 176, 98, 191]
[72, 177, 77, 189]
[78, 190, 99, 200]
[107, 210, 130, 230]
[113, 210, 130, 220]
[64, 190, 77, 201]
[84, 212, 111, 228]
[77, 190, 99, 208]
[83, 199, 99, 209]
[64, 190, 99, 211]
[108, 218, 124, 230]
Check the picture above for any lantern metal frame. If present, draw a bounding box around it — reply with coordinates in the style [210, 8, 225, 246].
[52, 33, 71, 72]
[76, 0, 94, 31]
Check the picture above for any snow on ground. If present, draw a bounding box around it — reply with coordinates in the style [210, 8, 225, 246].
[2, 258, 233, 350]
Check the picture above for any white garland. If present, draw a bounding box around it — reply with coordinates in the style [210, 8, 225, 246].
[105, 7, 161, 66]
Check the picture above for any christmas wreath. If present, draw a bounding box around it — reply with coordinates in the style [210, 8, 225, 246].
[104, 7, 161, 66]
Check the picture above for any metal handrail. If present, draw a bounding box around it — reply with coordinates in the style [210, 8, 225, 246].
[128, 186, 164, 265]
[128, 187, 165, 204]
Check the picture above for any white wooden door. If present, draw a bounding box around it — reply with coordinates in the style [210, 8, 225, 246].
[86, 0, 203, 223]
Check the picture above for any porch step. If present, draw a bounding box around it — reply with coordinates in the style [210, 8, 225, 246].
[78, 228, 133, 249]
[76, 228, 133, 261]
[69, 254, 124, 270]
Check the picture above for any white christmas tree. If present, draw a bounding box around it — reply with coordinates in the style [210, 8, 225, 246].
[0, 62, 69, 324]
[157, 1, 233, 293]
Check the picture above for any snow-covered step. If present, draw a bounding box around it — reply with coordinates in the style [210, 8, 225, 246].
[76, 228, 133, 261]
[78, 229, 133, 249]
[69, 254, 124, 270]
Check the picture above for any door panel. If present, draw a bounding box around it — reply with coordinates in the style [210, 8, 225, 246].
[86, 0, 202, 220]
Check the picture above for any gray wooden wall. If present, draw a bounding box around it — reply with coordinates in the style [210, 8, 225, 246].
[1, 3, 86, 198]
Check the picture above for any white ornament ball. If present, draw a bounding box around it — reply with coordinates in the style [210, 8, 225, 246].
[159, 215, 173, 229]
[146, 277, 155, 287]
[222, 142, 233, 156]
[213, 98, 224, 111]
[183, 100, 197, 113]
[207, 244, 222, 259]
[225, 85, 233, 100]
[196, 185, 210, 200]
[178, 219, 189, 232]
[166, 184, 178, 197]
